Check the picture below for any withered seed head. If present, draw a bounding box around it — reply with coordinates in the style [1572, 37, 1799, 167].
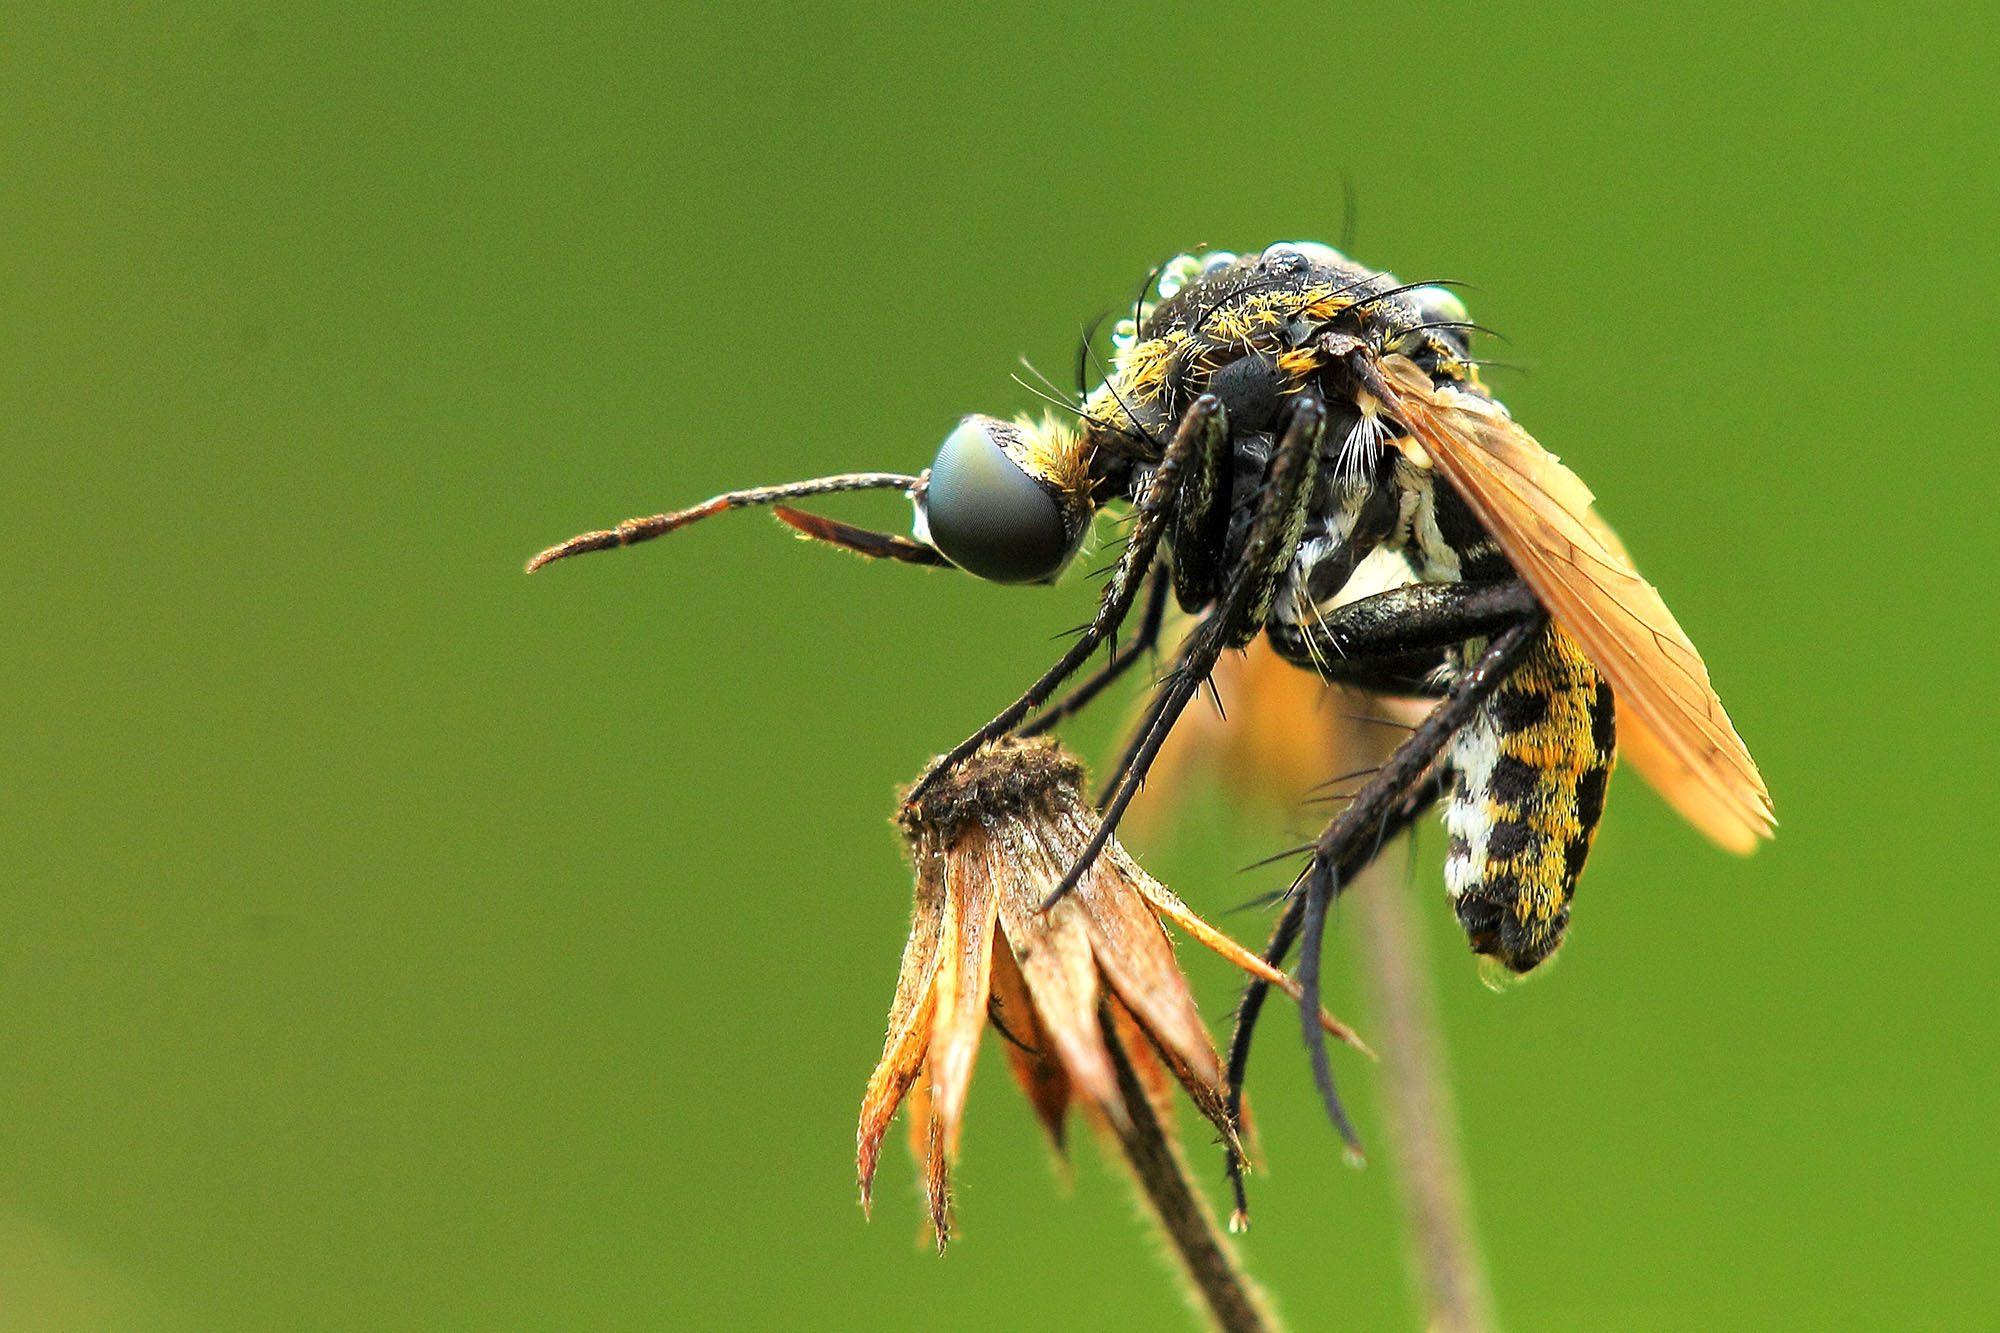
[897, 737, 1084, 844]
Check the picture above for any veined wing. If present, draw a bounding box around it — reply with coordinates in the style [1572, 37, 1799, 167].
[1375, 354, 1774, 852]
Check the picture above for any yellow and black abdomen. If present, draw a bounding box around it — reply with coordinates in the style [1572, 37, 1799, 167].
[1441, 625, 1616, 976]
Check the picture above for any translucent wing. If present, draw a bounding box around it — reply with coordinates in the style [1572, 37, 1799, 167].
[1375, 354, 1774, 852]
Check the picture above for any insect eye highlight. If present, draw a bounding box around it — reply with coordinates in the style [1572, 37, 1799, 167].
[920, 416, 1075, 584]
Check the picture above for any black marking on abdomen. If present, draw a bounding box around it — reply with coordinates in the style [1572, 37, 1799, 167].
[1440, 625, 1617, 975]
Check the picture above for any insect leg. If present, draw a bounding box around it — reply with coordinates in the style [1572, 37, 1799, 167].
[1039, 396, 1327, 910]
[1222, 776, 1442, 1223]
[1018, 566, 1170, 737]
[906, 395, 1229, 803]
[525, 472, 924, 572]
[1166, 394, 1236, 612]
[1293, 655, 1448, 698]
[1295, 617, 1544, 1142]
[1269, 581, 1540, 662]
[1223, 604, 1547, 1214]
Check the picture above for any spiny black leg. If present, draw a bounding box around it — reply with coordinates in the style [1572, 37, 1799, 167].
[1297, 856, 1359, 1153]
[1093, 601, 1199, 808]
[1265, 581, 1540, 694]
[1167, 394, 1236, 612]
[1039, 396, 1327, 911]
[1291, 617, 1542, 1160]
[1267, 581, 1539, 666]
[1224, 609, 1547, 1217]
[907, 396, 1229, 804]
[1296, 656, 1450, 698]
[1296, 616, 1544, 1144]
[1019, 566, 1170, 738]
[1226, 403, 1326, 652]
[1222, 776, 1440, 1222]
[1061, 654, 1208, 884]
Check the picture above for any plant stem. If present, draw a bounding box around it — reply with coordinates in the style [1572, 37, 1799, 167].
[1349, 846, 1498, 1333]
[1101, 1008, 1279, 1333]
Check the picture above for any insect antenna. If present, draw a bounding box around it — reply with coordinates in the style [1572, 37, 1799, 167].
[1339, 172, 1360, 255]
[769, 507, 948, 567]
[525, 471, 922, 572]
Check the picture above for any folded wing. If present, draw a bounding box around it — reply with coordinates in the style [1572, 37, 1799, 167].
[1375, 354, 1774, 853]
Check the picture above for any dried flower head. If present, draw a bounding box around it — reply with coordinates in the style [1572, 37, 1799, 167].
[857, 735, 1365, 1249]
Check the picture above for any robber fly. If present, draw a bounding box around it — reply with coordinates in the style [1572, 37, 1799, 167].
[528, 240, 1773, 1183]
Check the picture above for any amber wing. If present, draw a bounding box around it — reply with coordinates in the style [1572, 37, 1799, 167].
[1374, 354, 1774, 853]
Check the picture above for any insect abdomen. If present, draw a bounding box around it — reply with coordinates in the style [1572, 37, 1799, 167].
[1441, 626, 1616, 975]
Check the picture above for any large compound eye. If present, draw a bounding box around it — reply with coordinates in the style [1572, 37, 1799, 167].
[921, 416, 1072, 584]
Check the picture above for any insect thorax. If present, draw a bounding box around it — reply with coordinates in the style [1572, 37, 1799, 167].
[1084, 243, 1476, 467]
[1079, 242, 1618, 976]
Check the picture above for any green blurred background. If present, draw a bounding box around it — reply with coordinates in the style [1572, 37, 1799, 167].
[5, 4, 1996, 1328]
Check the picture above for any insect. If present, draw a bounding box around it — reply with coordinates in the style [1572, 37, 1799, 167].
[528, 240, 1773, 1191]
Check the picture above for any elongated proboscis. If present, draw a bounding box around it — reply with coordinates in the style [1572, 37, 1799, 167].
[525, 472, 922, 572]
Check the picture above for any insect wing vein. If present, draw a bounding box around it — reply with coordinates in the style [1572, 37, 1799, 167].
[1376, 355, 1774, 850]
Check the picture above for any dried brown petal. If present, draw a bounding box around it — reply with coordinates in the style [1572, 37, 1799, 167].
[857, 845, 949, 1210]
[988, 817, 1124, 1128]
[989, 937, 1071, 1152]
[922, 838, 1001, 1162]
[1135, 875, 1375, 1060]
[1071, 825, 1226, 1098]
[902, 1071, 952, 1250]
